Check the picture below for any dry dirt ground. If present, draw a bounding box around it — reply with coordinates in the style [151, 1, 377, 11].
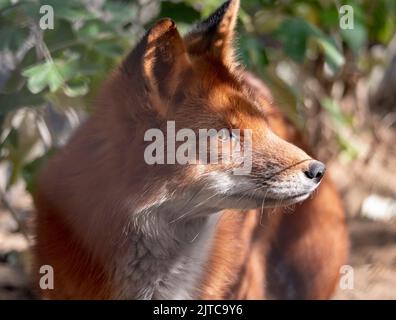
[333, 219, 396, 299]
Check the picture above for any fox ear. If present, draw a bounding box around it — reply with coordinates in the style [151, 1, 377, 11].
[123, 19, 191, 115]
[184, 0, 239, 67]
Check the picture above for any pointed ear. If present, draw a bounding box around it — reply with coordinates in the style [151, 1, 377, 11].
[123, 18, 191, 116]
[184, 0, 240, 67]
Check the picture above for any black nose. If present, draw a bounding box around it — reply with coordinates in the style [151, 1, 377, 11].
[304, 161, 326, 181]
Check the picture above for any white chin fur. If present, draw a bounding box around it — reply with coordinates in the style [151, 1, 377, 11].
[201, 171, 321, 210]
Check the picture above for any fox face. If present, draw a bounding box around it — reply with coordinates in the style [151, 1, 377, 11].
[98, 0, 325, 215]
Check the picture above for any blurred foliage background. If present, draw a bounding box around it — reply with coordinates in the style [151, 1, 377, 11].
[0, 0, 395, 194]
[1, 0, 396, 300]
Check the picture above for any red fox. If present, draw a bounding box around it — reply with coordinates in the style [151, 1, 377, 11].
[34, 0, 348, 299]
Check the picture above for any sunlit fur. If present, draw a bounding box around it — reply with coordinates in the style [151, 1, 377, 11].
[34, 0, 348, 299]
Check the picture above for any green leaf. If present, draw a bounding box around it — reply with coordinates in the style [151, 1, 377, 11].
[341, 22, 367, 55]
[64, 78, 89, 97]
[318, 6, 339, 29]
[22, 61, 54, 94]
[56, 56, 80, 81]
[47, 67, 64, 92]
[314, 37, 345, 71]
[276, 18, 344, 71]
[0, 0, 13, 10]
[22, 56, 84, 94]
[276, 18, 309, 63]
[370, 1, 396, 43]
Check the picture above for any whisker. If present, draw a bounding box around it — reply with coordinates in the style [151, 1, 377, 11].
[259, 192, 267, 227]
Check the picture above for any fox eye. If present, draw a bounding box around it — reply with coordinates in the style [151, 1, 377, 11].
[218, 129, 238, 142]
[230, 131, 239, 141]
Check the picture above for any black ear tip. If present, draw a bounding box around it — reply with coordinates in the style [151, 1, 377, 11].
[193, 0, 239, 33]
[225, 0, 240, 10]
[215, 0, 240, 18]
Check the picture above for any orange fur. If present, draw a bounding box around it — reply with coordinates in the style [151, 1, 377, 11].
[33, 0, 348, 300]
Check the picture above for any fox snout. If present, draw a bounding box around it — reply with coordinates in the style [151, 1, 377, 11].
[220, 129, 327, 208]
[304, 160, 326, 182]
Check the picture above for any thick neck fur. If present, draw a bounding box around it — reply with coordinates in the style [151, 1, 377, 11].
[43, 70, 224, 299]
[113, 203, 221, 299]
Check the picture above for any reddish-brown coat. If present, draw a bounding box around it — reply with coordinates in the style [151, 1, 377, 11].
[33, 1, 348, 299]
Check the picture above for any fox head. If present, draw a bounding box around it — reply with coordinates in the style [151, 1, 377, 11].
[99, 0, 325, 215]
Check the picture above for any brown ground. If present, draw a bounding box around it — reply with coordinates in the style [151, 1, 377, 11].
[333, 219, 396, 299]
